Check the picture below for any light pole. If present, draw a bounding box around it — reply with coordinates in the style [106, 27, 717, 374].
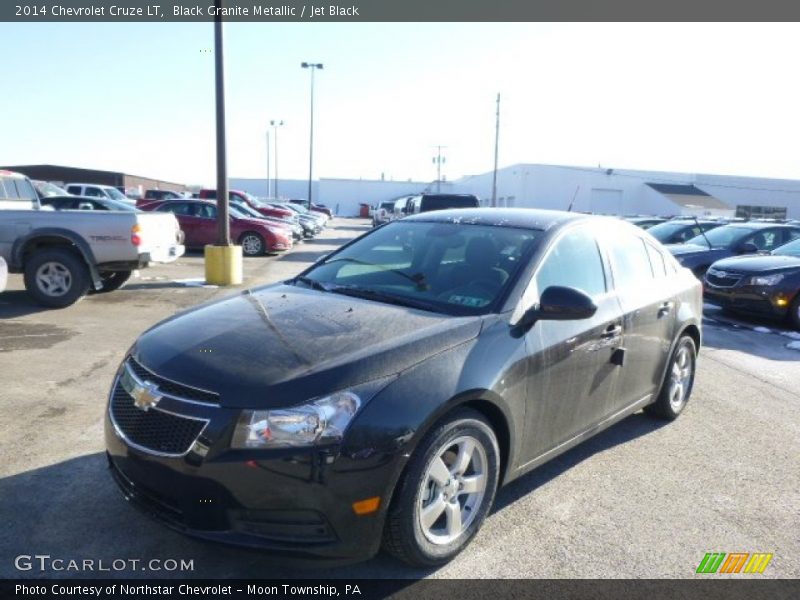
[433, 146, 446, 193]
[270, 119, 285, 199]
[491, 93, 500, 208]
[266, 129, 271, 197]
[301, 62, 323, 209]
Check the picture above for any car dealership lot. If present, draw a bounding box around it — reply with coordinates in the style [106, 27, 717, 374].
[0, 218, 798, 579]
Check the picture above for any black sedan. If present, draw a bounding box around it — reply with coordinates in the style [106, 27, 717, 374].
[646, 219, 724, 245]
[105, 209, 702, 567]
[666, 222, 800, 277]
[704, 237, 800, 329]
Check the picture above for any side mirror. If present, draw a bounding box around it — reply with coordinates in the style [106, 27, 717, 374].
[518, 286, 598, 327]
[737, 242, 759, 254]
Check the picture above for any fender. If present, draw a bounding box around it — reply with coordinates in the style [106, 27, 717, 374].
[11, 227, 102, 289]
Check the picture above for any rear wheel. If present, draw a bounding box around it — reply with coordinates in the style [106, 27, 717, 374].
[92, 270, 132, 294]
[383, 409, 500, 567]
[645, 335, 697, 420]
[23, 248, 91, 308]
[239, 232, 265, 257]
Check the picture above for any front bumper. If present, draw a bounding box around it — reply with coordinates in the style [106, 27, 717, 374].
[703, 284, 790, 319]
[103, 361, 395, 562]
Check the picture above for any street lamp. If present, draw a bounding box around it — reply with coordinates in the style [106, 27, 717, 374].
[270, 119, 285, 199]
[301, 62, 323, 209]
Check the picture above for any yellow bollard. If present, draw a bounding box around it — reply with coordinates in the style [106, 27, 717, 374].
[204, 245, 243, 286]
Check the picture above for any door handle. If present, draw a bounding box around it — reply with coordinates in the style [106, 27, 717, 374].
[658, 302, 673, 317]
[601, 324, 622, 339]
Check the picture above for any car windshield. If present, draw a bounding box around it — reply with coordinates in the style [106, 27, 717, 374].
[773, 238, 800, 257]
[646, 221, 688, 241]
[686, 226, 752, 248]
[294, 221, 542, 315]
[231, 203, 265, 219]
[105, 187, 129, 201]
[35, 181, 70, 197]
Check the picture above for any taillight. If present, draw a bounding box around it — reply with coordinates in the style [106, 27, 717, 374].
[131, 223, 142, 246]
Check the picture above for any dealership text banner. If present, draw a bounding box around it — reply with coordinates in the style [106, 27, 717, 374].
[6, 0, 800, 21]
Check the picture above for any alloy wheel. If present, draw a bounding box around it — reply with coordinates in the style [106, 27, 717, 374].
[669, 345, 693, 411]
[241, 235, 263, 256]
[35, 261, 72, 297]
[417, 435, 488, 545]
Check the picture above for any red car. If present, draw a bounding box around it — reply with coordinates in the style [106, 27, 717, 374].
[142, 199, 292, 256]
[198, 189, 294, 220]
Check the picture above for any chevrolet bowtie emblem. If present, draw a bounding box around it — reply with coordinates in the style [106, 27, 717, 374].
[131, 379, 162, 411]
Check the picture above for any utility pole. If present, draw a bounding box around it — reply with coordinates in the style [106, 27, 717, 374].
[214, 3, 229, 247]
[266, 130, 271, 197]
[302, 62, 323, 209]
[433, 146, 446, 193]
[491, 93, 500, 208]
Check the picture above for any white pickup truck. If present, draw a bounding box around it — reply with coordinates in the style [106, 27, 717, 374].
[0, 170, 185, 307]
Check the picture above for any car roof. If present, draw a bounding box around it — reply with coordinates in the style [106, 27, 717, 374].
[0, 170, 27, 179]
[66, 182, 116, 188]
[723, 222, 800, 230]
[403, 208, 589, 231]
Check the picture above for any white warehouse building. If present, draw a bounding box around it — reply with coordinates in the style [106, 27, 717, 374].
[232, 164, 800, 220]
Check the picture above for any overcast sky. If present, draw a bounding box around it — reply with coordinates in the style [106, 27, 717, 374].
[2, 22, 799, 186]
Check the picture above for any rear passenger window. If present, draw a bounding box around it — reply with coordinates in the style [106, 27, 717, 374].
[14, 179, 37, 200]
[2, 179, 19, 198]
[535, 229, 607, 298]
[66, 186, 81, 195]
[609, 234, 654, 288]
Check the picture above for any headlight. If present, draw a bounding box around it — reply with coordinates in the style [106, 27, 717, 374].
[746, 273, 785, 286]
[231, 391, 361, 449]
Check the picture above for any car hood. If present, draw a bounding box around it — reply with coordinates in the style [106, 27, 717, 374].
[132, 284, 482, 408]
[710, 254, 800, 274]
[664, 243, 712, 256]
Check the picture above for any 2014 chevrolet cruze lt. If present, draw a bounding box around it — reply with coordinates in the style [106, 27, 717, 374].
[105, 209, 702, 567]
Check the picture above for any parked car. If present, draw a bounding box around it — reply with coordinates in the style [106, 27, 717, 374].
[274, 202, 325, 234]
[143, 189, 187, 203]
[41, 196, 139, 212]
[105, 208, 701, 567]
[229, 200, 304, 241]
[143, 199, 292, 256]
[704, 236, 800, 329]
[32, 180, 72, 199]
[198, 189, 295, 221]
[646, 219, 724, 245]
[404, 193, 481, 215]
[64, 183, 135, 206]
[289, 198, 333, 219]
[623, 216, 669, 229]
[0, 170, 185, 307]
[372, 200, 397, 227]
[665, 222, 800, 277]
[393, 196, 411, 219]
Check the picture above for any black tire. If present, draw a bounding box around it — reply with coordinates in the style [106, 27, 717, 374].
[383, 409, 500, 567]
[239, 232, 266, 257]
[789, 294, 800, 331]
[92, 270, 133, 294]
[645, 335, 697, 420]
[23, 248, 91, 308]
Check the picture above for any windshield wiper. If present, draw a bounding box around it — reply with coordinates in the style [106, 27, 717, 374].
[327, 285, 442, 313]
[321, 257, 428, 289]
[292, 276, 330, 291]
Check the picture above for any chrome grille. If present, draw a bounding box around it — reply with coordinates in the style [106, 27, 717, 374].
[705, 269, 743, 288]
[127, 357, 219, 405]
[110, 377, 207, 456]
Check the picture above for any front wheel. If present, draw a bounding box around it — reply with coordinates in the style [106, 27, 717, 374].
[645, 335, 697, 420]
[383, 409, 500, 567]
[239, 232, 265, 257]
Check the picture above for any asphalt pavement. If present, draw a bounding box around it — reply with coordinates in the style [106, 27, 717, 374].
[0, 218, 798, 579]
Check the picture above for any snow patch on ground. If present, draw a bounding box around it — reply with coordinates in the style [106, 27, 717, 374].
[753, 326, 772, 334]
[703, 303, 720, 311]
[786, 341, 800, 351]
[780, 331, 800, 340]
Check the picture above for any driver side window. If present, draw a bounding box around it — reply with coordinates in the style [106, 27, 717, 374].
[535, 229, 607, 299]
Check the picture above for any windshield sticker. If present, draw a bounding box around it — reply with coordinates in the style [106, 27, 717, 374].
[448, 295, 488, 307]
